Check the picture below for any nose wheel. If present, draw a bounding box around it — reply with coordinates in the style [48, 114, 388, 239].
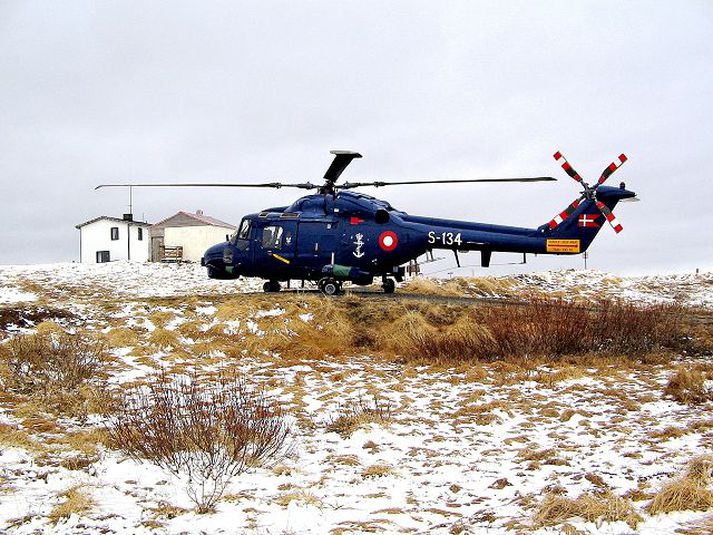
[263, 280, 281, 293]
[318, 277, 342, 296]
[382, 278, 396, 294]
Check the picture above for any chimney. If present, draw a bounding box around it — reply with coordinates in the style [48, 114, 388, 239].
[196, 209, 204, 216]
[122, 213, 134, 221]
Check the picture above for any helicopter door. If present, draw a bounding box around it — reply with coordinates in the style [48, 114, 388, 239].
[296, 221, 338, 269]
[255, 222, 297, 274]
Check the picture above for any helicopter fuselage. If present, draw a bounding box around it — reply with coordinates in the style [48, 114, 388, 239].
[201, 185, 635, 286]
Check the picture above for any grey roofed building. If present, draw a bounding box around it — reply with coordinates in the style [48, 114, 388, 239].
[149, 210, 236, 262]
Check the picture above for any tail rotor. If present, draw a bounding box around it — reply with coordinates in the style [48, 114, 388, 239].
[547, 151, 629, 234]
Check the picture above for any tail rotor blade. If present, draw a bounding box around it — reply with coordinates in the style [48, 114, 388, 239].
[547, 195, 585, 229]
[597, 153, 628, 186]
[553, 151, 585, 184]
[596, 201, 623, 233]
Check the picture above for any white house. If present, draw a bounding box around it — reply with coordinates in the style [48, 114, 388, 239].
[149, 210, 235, 262]
[75, 215, 151, 263]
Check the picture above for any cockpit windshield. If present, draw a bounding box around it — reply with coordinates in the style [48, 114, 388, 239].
[238, 219, 251, 239]
[230, 219, 251, 245]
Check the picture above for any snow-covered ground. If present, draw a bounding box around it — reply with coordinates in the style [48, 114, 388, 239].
[0, 262, 712, 534]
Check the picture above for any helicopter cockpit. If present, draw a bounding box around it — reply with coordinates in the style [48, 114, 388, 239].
[230, 218, 252, 250]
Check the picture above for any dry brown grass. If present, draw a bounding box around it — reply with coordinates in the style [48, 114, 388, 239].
[48, 485, 94, 524]
[648, 455, 713, 514]
[0, 422, 43, 453]
[126, 293, 702, 367]
[664, 366, 712, 404]
[0, 330, 109, 417]
[274, 489, 321, 507]
[401, 277, 464, 297]
[361, 464, 395, 478]
[679, 515, 713, 535]
[325, 395, 393, 438]
[104, 327, 142, 347]
[379, 299, 688, 363]
[534, 491, 641, 529]
[148, 328, 181, 350]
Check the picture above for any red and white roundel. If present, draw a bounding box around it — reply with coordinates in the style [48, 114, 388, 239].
[378, 231, 398, 251]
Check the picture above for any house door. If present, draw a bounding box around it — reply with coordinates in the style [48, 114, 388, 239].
[151, 236, 164, 262]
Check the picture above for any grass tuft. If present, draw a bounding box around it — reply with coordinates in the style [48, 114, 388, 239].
[534, 491, 641, 529]
[648, 455, 713, 514]
[48, 486, 94, 524]
[664, 366, 711, 404]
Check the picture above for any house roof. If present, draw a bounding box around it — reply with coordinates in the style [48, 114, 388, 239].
[153, 211, 236, 230]
[75, 216, 152, 229]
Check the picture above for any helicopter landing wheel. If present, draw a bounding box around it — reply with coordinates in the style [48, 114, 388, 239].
[382, 278, 396, 294]
[319, 277, 341, 296]
[263, 280, 281, 293]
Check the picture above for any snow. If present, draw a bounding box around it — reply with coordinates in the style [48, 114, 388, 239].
[0, 262, 711, 534]
[0, 287, 37, 304]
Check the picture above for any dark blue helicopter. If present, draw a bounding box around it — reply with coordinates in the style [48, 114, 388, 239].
[99, 150, 636, 294]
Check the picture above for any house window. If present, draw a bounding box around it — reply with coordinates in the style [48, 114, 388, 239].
[138, 227, 143, 241]
[110, 227, 119, 240]
[96, 251, 110, 263]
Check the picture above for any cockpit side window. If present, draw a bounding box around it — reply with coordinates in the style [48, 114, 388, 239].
[238, 219, 251, 240]
[262, 225, 284, 250]
[230, 219, 252, 249]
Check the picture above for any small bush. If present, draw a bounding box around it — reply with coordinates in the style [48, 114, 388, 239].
[381, 299, 687, 362]
[0, 330, 106, 416]
[648, 456, 713, 514]
[665, 366, 711, 404]
[108, 372, 291, 513]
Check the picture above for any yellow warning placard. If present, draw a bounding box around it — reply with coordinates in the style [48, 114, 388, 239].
[546, 239, 581, 253]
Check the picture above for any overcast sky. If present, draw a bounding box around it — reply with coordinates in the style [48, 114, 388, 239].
[1, 1, 711, 275]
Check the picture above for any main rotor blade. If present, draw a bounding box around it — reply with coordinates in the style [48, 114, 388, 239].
[95, 182, 320, 190]
[323, 150, 362, 183]
[338, 177, 556, 189]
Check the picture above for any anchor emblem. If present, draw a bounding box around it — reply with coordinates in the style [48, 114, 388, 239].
[353, 233, 365, 258]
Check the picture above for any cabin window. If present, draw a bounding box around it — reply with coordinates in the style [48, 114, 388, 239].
[96, 250, 110, 263]
[137, 227, 143, 241]
[110, 227, 119, 240]
[262, 225, 284, 250]
[237, 219, 251, 240]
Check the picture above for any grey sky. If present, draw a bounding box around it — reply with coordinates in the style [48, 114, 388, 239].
[1, 1, 711, 275]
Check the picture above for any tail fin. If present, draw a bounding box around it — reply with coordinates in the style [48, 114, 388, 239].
[539, 185, 634, 252]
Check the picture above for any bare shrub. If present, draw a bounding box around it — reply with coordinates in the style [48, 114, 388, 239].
[326, 394, 393, 438]
[107, 372, 291, 513]
[648, 455, 713, 514]
[484, 299, 683, 359]
[664, 366, 712, 404]
[0, 330, 106, 416]
[381, 299, 687, 363]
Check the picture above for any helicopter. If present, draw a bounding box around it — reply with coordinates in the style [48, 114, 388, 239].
[97, 150, 636, 295]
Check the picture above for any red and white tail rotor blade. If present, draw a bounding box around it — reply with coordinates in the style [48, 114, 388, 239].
[547, 195, 585, 229]
[597, 153, 628, 186]
[553, 151, 585, 185]
[596, 201, 623, 233]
